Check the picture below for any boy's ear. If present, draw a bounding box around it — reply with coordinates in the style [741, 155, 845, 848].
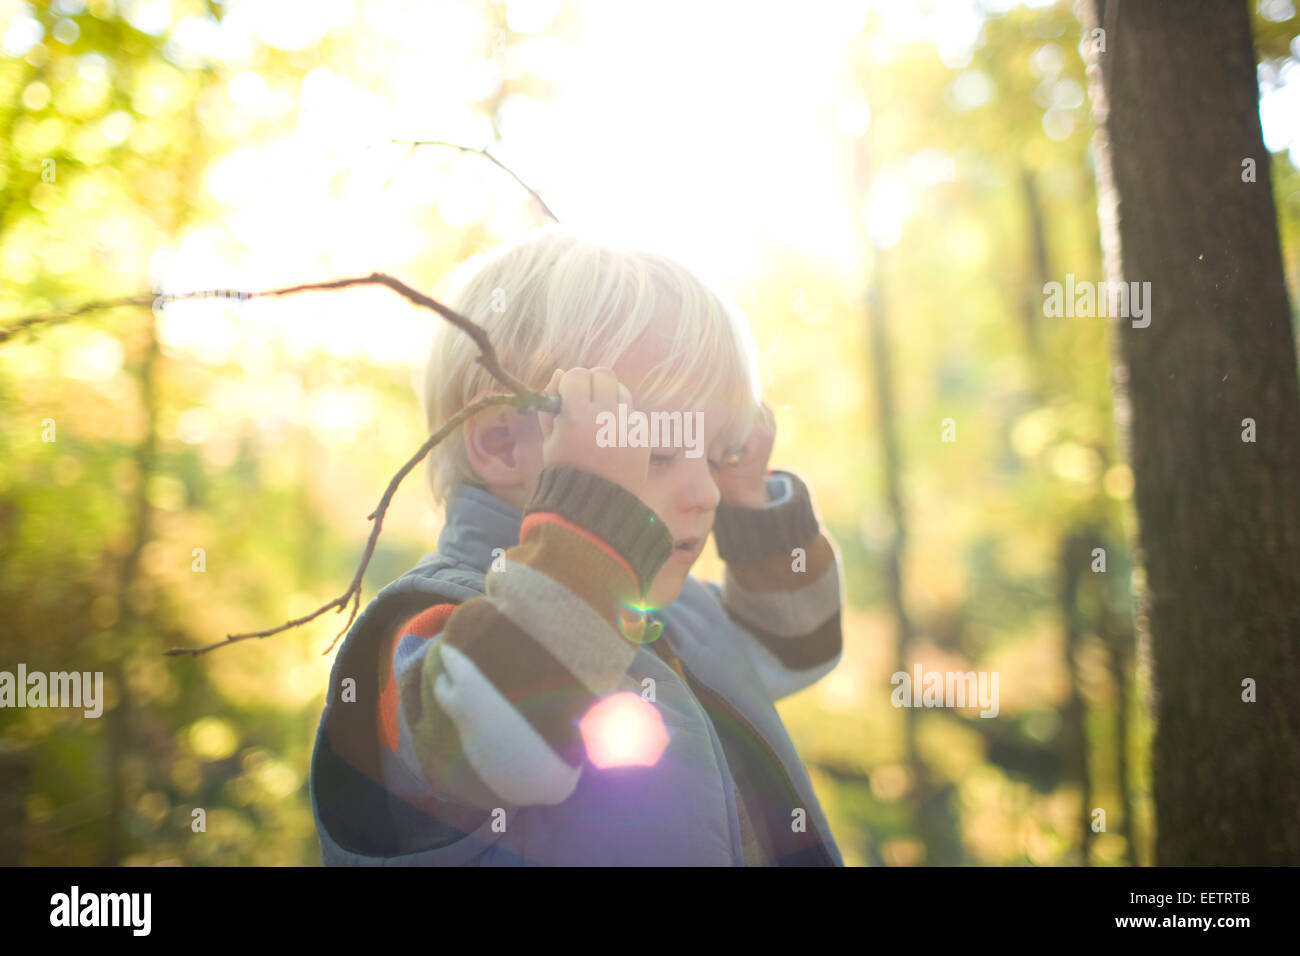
[462, 408, 539, 486]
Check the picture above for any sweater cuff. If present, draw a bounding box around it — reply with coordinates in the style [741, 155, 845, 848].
[712, 469, 820, 564]
[525, 465, 674, 595]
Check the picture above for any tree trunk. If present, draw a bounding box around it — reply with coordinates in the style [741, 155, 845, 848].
[1098, 594, 1139, 866]
[1060, 533, 1095, 865]
[0, 742, 32, 865]
[104, 315, 161, 865]
[866, 257, 929, 856]
[867, 255, 963, 865]
[1020, 168, 1050, 366]
[1081, 0, 1300, 864]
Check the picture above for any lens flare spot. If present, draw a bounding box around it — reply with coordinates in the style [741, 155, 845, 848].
[579, 692, 669, 768]
[617, 605, 664, 645]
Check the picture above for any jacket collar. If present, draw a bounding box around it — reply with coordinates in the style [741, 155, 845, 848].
[435, 481, 523, 574]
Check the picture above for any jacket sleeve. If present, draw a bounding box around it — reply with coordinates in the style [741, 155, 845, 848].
[707, 470, 844, 702]
[377, 465, 674, 811]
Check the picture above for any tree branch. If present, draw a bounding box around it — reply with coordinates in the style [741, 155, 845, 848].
[164, 389, 537, 658]
[1, 272, 561, 657]
[4, 273, 551, 405]
[391, 139, 561, 224]
[0, 292, 157, 344]
[5, 135, 566, 659]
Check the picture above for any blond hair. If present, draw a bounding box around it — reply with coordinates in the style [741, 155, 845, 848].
[416, 226, 764, 505]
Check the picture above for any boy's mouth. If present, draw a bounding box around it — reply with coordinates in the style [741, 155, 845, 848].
[671, 536, 703, 560]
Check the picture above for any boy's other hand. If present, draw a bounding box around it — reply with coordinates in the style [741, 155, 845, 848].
[715, 401, 776, 508]
[537, 367, 650, 500]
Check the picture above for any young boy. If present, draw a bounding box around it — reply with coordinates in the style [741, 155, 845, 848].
[309, 229, 846, 865]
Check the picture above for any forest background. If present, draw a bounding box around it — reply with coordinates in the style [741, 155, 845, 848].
[2, 0, 1299, 866]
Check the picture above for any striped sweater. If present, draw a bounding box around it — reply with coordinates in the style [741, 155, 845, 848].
[372, 464, 842, 864]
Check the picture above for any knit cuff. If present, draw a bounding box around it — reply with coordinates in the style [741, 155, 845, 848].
[713, 469, 820, 564]
[525, 465, 674, 595]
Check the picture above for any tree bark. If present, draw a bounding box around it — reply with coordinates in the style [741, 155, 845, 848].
[1081, 0, 1300, 864]
[867, 255, 964, 864]
[1060, 532, 1095, 865]
[866, 256, 930, 857]
[1099, 593, 1139, 866]
[104, 315, 161, 865]
[0, 742, 31, 865]
[1020, 168, 1050, 365]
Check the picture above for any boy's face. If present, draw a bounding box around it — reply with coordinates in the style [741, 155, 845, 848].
[495, 358, 730, 610]
[634, 396, 728, 611]
[470, 308, 742, 609]
[605, 346, 729, 610]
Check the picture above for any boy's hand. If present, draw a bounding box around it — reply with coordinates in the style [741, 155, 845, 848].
[715, 402, 776, 508]
[537, 367, 650, 499]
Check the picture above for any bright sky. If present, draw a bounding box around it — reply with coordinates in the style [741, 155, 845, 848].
[140, 0, 996, 369]
[15, 0, 1294, 373]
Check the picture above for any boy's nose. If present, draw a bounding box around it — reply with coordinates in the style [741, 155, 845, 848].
[679, 456, 721, 512]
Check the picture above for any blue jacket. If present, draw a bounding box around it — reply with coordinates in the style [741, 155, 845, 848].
[309, 478, 844, 865]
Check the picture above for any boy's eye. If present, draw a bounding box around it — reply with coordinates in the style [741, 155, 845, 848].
[652, 453, 723, 470]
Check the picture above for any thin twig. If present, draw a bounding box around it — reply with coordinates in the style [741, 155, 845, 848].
[382, 141, 418, 191]
[164, 389, 547, 658]
[391, 139, 561, 223]
[0, 293, 157, 343]
[3, 273, 549, 406]
[6, 138, 564, 659]
[0, 273, 561, 656]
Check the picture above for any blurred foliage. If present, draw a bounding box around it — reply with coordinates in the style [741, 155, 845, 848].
[1, 0, 1298, 866]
